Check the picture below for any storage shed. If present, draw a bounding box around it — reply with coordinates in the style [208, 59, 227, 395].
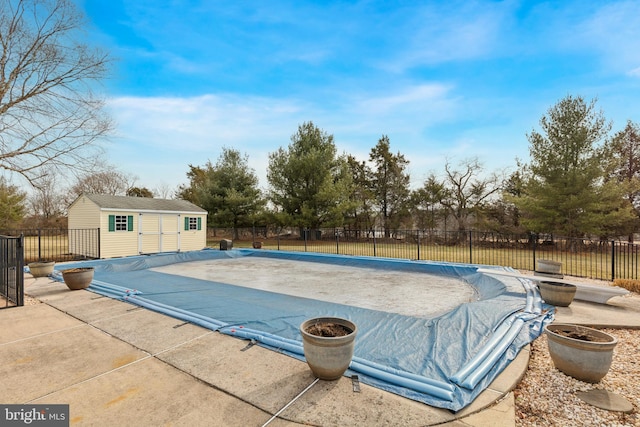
[68, 193, 208, 259]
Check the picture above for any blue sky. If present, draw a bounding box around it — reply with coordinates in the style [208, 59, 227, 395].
[79, 0, 640, 193]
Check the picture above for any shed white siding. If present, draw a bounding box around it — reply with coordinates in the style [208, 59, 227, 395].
[68, 196, 101, 258]
[100, 211, 139, 258]
[180, 215, 206, 251]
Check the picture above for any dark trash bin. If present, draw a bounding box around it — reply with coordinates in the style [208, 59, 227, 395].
[220, 239, 233, 250]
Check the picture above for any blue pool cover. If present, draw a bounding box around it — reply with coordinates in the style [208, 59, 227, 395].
[48, 249, 554, 411]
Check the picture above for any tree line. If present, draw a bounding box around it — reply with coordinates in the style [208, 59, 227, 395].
[3, 94, 639, 242]
[175, 95, 640, 242]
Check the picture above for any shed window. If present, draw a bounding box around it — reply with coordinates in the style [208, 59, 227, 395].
[109, 215, 134, 232]
[184, 216, 202, 231]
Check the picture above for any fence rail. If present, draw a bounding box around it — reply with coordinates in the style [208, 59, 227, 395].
[1, 234, 24, 308]
[0, 229, 100, 264]
[208, 227, 640, 282]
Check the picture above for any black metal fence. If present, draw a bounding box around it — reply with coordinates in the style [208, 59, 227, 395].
[1, 234, 24, 308]
[3, 226, 635, 282]
[207, 227, 640, 282]
[0, 229, 100, 264]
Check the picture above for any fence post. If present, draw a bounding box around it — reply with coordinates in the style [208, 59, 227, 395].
[373, 229, 377, 257]
[335, 229, 339, 254]
[304, 228, 308, 252]
[468, 231, 473, 264]
[37, 228, 42, 262]
[17, 234, 24, 306]
[417, 231, 421, 261]
[611, 240, 615, 282]
[532, 233, 537, 271]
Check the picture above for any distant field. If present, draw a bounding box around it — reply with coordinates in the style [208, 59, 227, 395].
[23, 234, 71, 263]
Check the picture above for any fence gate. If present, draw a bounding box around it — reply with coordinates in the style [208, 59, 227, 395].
[1, 234, 24, 308]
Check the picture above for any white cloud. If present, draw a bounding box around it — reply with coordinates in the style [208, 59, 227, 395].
[103, 77, 543, 194]
[105, 85, 462, 190]
[108, 81, 457, 153]
[355, 84, 452, 114]
[106, 94, 311, 190]
[108, 94, 305, 150]
[381, 1, 516, 72]
[567, 1, 640, 73]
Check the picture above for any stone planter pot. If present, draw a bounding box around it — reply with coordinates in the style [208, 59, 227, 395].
[537, 259, 562, 275]
[300, 317, 357, 380]
[545, 323, 617, 383]
[538, 280, 577, 307]
[61, 267, 95, 290]
[28, 261, 55, 278]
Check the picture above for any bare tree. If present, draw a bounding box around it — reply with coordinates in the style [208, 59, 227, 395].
[440, 158, 503, 234]
[0, 0, 113, 187]
[27, 169, 67, 225]
[67, 167, 137, 201]
[153, 183, 174, 199]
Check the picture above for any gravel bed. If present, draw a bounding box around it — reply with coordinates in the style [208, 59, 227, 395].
[514, 272, 640, 426]
[515, 329, 640, 426]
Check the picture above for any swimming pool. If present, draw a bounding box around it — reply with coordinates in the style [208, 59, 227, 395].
[49, 249, 553, 411]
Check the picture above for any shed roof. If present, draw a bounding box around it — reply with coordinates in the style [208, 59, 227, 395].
[77, 193, 207, 213]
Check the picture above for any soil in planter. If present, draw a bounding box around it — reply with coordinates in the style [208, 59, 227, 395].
[63, 267, 93, 273]
[305, 323, 353, 337]
[555, 329, 610, 343]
